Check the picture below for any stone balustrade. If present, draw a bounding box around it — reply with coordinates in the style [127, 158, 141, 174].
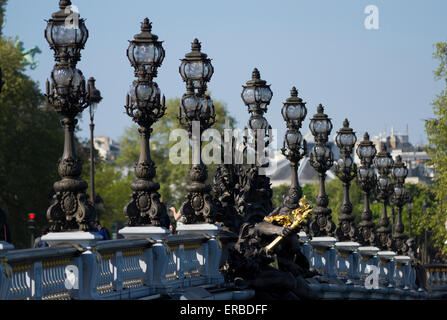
[1, 232, 446, 300]
[0, 233, 226, 300]
[300, 235, 447, 299]
[425, 264, 447, 292]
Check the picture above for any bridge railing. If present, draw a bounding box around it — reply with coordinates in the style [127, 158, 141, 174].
[1, 232, 446, 300]
[424, 264, 447, 291]
[0, 233, 225, 300]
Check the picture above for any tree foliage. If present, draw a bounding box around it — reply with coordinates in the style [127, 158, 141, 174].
[424, 41, 447, 252]
[0, 37, 63, 248]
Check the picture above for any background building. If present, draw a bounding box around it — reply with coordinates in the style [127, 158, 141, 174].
[94, 136, 121, 161]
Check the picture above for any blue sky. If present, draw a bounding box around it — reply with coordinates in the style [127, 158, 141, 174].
[4, 0, 447, 146]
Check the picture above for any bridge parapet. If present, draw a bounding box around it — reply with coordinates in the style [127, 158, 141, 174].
[0, 234, 225, 300]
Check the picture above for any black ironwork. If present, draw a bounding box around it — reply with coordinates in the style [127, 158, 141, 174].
[45, 0, 88, 66]
[124, 18, 166, 226]
[308, 104, 335, 237]
[280, 87, 307, 212]
[391, 155, 410, 255]
[375, 142, 395, 250]
[334, 119, 358, 242]
[236, 69, 274, 223]
[45, 0, 95, 232]
[179, 38, 213, 94]
[356, 132, 377, 246]
[87, 77, 102, 210]
[178, 39, 216, 224]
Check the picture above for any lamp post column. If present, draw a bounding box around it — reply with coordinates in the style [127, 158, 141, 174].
[334, 119, 358, 242]
[123, 18, 166, 227]
[308, 104, 335, 237]
[375, 143, 394, 251]
[86, 77, 102, 212]
[356, 132, 378, 247]
[280, 87, 307, 212]
[44, 0, 96, 232]
[178, 39, 216, 224]
[391, 155, 410, 256]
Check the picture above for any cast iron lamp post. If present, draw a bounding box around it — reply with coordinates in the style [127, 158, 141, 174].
[334, 119, 358, 242]
[45, 0, 95, 232]
[124, 18, 166, 226]
[178, 39, 216, 224]
[87, 77, 102, 213]
[356, 132, 377, 246]
[241, 68, 273, 167]
[375, 142, 395, 250]
[309, 104, 335, 237]
[391, 155, 410, 255]
[422, 200, 429, 263]
[280, 87, 307, 211]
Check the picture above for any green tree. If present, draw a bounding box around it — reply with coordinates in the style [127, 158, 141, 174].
[425, 42, 447, 252]
[0, 37, 63, 248]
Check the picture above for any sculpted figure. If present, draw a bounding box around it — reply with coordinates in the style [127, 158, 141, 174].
[226, 197, 317, 299]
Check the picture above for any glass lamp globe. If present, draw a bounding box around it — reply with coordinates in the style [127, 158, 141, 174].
[281, 87, 307, 127]
[309, 104, 333, 139]
[356, 132, 377, 164]
[241, 68, 273, 112]
[127, 18, 165, 77]
[45, 1, 88, 62]
[179, 39, 213, 91]
[285, 129, 302, 150]
[199, 95, 215, 121]
[335, 119, 356, 151]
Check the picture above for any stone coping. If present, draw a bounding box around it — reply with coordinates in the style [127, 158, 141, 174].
[377, 251, 396, 261]
[42, 231, 103, 247]
[119, 226, 170, 241]
[310, 236, 337, 248]
[335, 241, 360, 252]
[394, 255, 411, 264]
[358, 246, 380, 257]
[176, 224, 222, 237]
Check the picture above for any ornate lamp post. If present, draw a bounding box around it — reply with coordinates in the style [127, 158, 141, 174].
[356, 132, 377, 246]
[375, 143, 395, 250]
[87, 77, 102, 213]
[280, 87, 307, 211]
[334, 119, 358, 242]
[124, 18, 166, 226]
[44, 0, 95, 231]
[178, 39, 216, 224]
[241, 68, 273, 167]
[309, 104, 335, 237]
[391, 155, 410, 255]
